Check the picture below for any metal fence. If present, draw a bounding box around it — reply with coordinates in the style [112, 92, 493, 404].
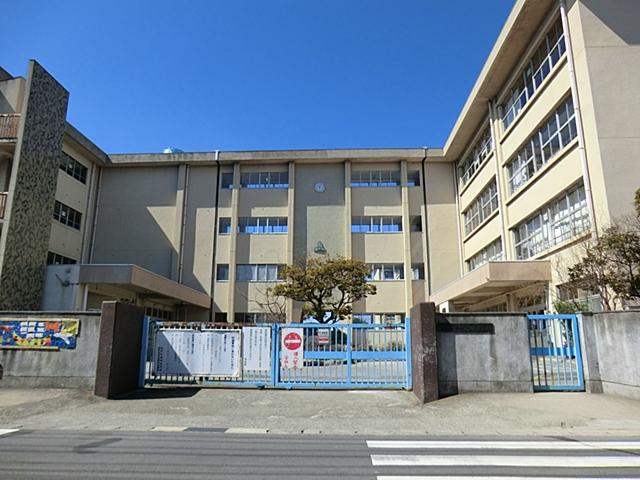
[139, 318, 411, 390]
[527, 314, 584, 391]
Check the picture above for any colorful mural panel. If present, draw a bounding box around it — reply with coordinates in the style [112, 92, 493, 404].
[0, 319, 79, 349]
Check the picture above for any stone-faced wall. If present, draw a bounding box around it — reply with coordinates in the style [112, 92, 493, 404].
[0, 61, 69, 309]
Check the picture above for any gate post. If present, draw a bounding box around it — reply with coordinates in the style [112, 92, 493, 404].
[409, 302, 438, 403]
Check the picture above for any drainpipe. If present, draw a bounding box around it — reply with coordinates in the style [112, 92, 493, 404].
[177, 164, 190, 283]
[420, 148, 432, 296]
[88, 167, 102, 263]
[209, 150, 221, 322]
[559, 0, 598, 240]
[452, 162, 464, 277]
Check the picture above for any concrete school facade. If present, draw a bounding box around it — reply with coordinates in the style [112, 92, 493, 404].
[0, 0, 638, 321]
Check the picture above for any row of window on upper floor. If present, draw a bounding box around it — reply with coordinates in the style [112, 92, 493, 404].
[218, 215, 423, 234]
[215, 262, 425, 282]
[457, 16, 569, 192]
[466, 182, 590, 272]
[460, 94, 578, 236]
[219, 170, 421, 189]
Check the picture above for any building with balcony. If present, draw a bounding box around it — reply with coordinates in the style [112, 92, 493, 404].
[0, 0, 638, 319]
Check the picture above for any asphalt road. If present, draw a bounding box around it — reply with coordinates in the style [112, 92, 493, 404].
[1, 429, 640, 479]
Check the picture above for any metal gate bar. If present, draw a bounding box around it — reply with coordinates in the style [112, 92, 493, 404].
[527, 314, 584, 391]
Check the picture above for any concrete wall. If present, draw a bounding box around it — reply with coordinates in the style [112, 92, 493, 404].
[0, 311, 100, 388]
[436, 312, 533, 396]
[580, 311, 640, 400]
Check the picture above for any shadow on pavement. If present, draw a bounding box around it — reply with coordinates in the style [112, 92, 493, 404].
[114, 387, 201, 400]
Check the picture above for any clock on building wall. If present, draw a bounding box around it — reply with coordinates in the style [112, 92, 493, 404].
[314, 182, 326, 193]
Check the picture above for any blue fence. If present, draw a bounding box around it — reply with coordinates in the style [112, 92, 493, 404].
[139, 318, 411, 390]
[527, 314, 584, 391]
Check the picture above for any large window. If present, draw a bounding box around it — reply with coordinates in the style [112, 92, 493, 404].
[351, 170, 400, 188]
[47, 252, 77, 265]
[60, 152, 88, 184]
[514, 184, 590, 260]
[463, 180, 498, 235]
[458, 125, 493, 187]
[234, 312, 286, 323]
[238, 217, 288, 234]
[351, 216, 402, 233]
[467, 238, 503, 271]
[352, 313, 405, 325]
[366, 263, 404, 281]
[240, 172, 288, 189]
[501, 18, 566, 130]
[236, 264, 283, 282]
[507, 96, 577, 194]
[53, 201, 82, 230]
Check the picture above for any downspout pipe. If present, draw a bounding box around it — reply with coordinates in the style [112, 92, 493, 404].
[420, 148, 432, 296]
[559, 0, 598, 240]
[209, 150, 221, 322]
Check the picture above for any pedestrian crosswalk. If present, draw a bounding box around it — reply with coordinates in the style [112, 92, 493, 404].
[368, 439, 640, 479]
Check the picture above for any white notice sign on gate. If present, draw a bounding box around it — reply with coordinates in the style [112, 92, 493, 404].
[280, 327, 304, 369]
[242, 327, 271, 372]
[153, 329, 240, 377]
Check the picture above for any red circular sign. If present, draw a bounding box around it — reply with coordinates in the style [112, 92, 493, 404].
[283, 332, 302, 350]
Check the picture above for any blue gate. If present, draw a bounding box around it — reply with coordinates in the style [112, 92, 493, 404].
[139, 318, 411, 390]
[527, 314, 584, 391]
[274, 321, 411, 389]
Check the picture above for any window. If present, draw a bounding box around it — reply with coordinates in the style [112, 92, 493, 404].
[407, 170, 421, 187]
[458, 125, 493, 187]
[410, 216, 422, 232]
[60, 152, 88, 184]
[219, 217, 232, 234]
[411, 264, 425, 280]
[367, 264, 404, 281]
[351, 170, 400, 188]
[238, 217, 288, 234]
[47, 252, 77, 265]
[53, 201, 82, 230]
[216, 264, 229, 281]
[352, 313, 405, 325]
[513, 183, 590, 260]
[506, 96, 577, 194]
[351, 216, 402, 233]
[214, 312, 228, 322]
[501, 18, 566, 130]
[234, 312, 285, 323]
[221, 173, 233, 189]
[462, 180, 498, 235]
[236, 264, 283, 282]
[467, 238, 503, 271]
[240, 171, 288, 189]
[145, 307, 173, 320]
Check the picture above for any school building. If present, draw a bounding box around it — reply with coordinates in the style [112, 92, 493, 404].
[0, 0, 638, 320]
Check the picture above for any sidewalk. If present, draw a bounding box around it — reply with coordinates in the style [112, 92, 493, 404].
[1, 387, 640, 436]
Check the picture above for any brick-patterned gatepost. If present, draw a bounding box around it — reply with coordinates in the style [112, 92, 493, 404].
[410, 302, 439, 403]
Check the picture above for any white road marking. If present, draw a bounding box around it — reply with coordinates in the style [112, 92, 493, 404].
[225, 427, 269, 434]
[367, 440, 640, 450]
[371, 454, 640, 467]
[150, 426, 188, 432]
[0, 429, 19, 436]
[376, 477, 640, 480]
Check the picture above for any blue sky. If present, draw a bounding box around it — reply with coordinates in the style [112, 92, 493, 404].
[1, 1, 513, 153]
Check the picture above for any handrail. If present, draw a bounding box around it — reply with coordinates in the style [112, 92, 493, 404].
[0, 192, 7, 219]
[0, 114, 20, 139]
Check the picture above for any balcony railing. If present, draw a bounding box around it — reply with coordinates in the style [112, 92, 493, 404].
[0, 192, 7, 220]
[0, 114, 20, 140]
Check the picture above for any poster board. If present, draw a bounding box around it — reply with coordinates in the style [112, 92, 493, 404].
[154, 329, 241, 377]
[280, 327, 304, 369]
[0, 319, 79, 350]
[242, 326, 271, 372]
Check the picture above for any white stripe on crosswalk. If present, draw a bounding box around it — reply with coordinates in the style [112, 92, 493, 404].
[376, 477, 640, 480]
[0, 429, 19, 436]
[367, 440, 640, 450]
[371, 454, 640, 467]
